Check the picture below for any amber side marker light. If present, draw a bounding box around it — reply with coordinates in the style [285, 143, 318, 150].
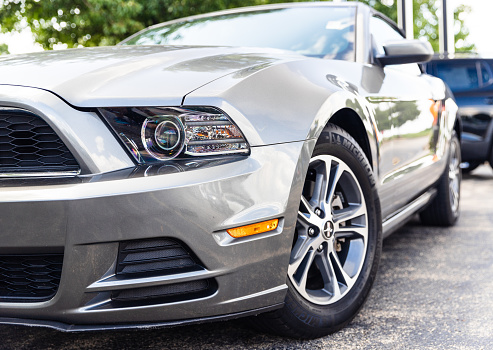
[227, 219, 279, 238]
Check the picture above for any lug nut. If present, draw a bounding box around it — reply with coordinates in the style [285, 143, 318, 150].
[308, 227, 318, 237]
[317, 244, 324, 252]
[315, 208, 323, 217]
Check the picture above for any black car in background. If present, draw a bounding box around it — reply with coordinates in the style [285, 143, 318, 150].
[424, 56, 493, 172]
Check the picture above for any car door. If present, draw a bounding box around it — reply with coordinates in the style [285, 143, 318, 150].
[359, 64, 396, 221]
[369, 16, 440, 214]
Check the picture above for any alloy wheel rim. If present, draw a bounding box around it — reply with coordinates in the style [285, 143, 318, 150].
[288, 155, 368, 305]
[448, 141, 460, 214]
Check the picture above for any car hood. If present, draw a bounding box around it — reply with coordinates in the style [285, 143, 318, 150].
[0, 45, 301, 107]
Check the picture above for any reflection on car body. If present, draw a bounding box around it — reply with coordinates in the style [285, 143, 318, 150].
[0, 2, 460, 339]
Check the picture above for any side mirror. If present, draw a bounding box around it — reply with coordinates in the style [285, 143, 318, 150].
[377, 40, 433, 66]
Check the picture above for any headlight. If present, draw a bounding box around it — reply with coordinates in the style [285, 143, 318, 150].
[99, 106, 249, 163]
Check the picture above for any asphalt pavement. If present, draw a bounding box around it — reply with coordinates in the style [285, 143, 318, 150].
[1, 165, 493, 350]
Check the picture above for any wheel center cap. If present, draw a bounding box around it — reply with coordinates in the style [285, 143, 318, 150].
[323, 221, 335, 240]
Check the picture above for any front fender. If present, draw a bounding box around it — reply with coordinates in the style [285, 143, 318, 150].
[183, 59, 379, 159]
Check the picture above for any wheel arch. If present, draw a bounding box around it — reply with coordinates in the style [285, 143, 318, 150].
[307, 91, 380, 175]
[307, 98, 383, 227]
[328, 108, 374, 170]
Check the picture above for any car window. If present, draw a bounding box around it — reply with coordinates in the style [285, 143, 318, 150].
[434, 62, 479, 91]
[480, 62, 491, 85]
[122, 7, 356, 60]
[370, 16, 421, 75]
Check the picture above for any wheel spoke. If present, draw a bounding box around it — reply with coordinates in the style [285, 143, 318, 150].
[333, 203, 366, 223]
[334, 225, 367, 240]
[450, 183, 459, 209]
[289, 247, 316, 290]
[300, 195, 316, 218]
[297, 250, 316, 291]
[449, 167, 459, 181]
[298, 196, 320, 229]
[330, 251, 354, 290]
[326, 162, 348, 206]
[298, 211, 315, 229]
[289, 234, 319, 274]
[309, 159, 332, 209]
[448, 148, 460, 212]
[313, 251, 339, 298]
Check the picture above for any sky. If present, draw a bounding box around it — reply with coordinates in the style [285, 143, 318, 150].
[449, 0, 493, 55]
[1, 0, 493, 55]
[1, 30, 43, 55]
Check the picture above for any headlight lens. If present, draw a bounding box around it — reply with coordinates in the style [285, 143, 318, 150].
[99, 106, 249, 163]
[142, 115, 185, 160]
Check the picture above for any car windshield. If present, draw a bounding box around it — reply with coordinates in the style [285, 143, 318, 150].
[121, 7, 356, 60]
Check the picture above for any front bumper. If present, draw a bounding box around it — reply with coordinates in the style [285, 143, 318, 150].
[0, 86, 312, 329]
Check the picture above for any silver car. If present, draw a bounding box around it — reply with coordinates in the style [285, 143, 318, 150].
[0, 2, 460, 339]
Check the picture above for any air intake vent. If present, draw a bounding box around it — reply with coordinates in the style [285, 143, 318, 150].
[113, 238, 217, 305]
[0, 107, 79, 174]
[0, 254, 63, 303]
[112, 279, 212, 302]
[116, 238, 203, 277]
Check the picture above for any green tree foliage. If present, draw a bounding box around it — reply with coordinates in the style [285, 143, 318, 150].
[352, 0, 475, 52]
[0, 0, 475, 52]
[453, 4, 475, 52]
[0, 43, 10, 55]
[0, 0, 299, 49]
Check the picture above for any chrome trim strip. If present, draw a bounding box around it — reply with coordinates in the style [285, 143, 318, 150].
[0, 170, 81, 178]
[86, 269, 225, 292]
[219, 284, 287, 304]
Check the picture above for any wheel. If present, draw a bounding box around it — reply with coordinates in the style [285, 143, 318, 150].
[253, 124, 382, 339]
[461, 161, 480, 174]
[420, 132, 461, 226]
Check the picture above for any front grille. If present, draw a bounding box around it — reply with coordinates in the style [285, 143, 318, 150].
[116, 238, 202, 277]
[0, 254, 64, 302]
[0, 108, 79, 174]
[112, 238, 217, 305]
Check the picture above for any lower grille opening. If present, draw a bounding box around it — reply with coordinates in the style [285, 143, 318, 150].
[116, 238, 204, 277]
[111, 238, 217, 305]
[0, 254, 63, 303]
[111, 279, 216, 305]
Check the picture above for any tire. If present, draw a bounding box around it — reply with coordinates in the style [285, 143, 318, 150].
[420, 132, 461, 226]
[253, 124, 382, 339]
